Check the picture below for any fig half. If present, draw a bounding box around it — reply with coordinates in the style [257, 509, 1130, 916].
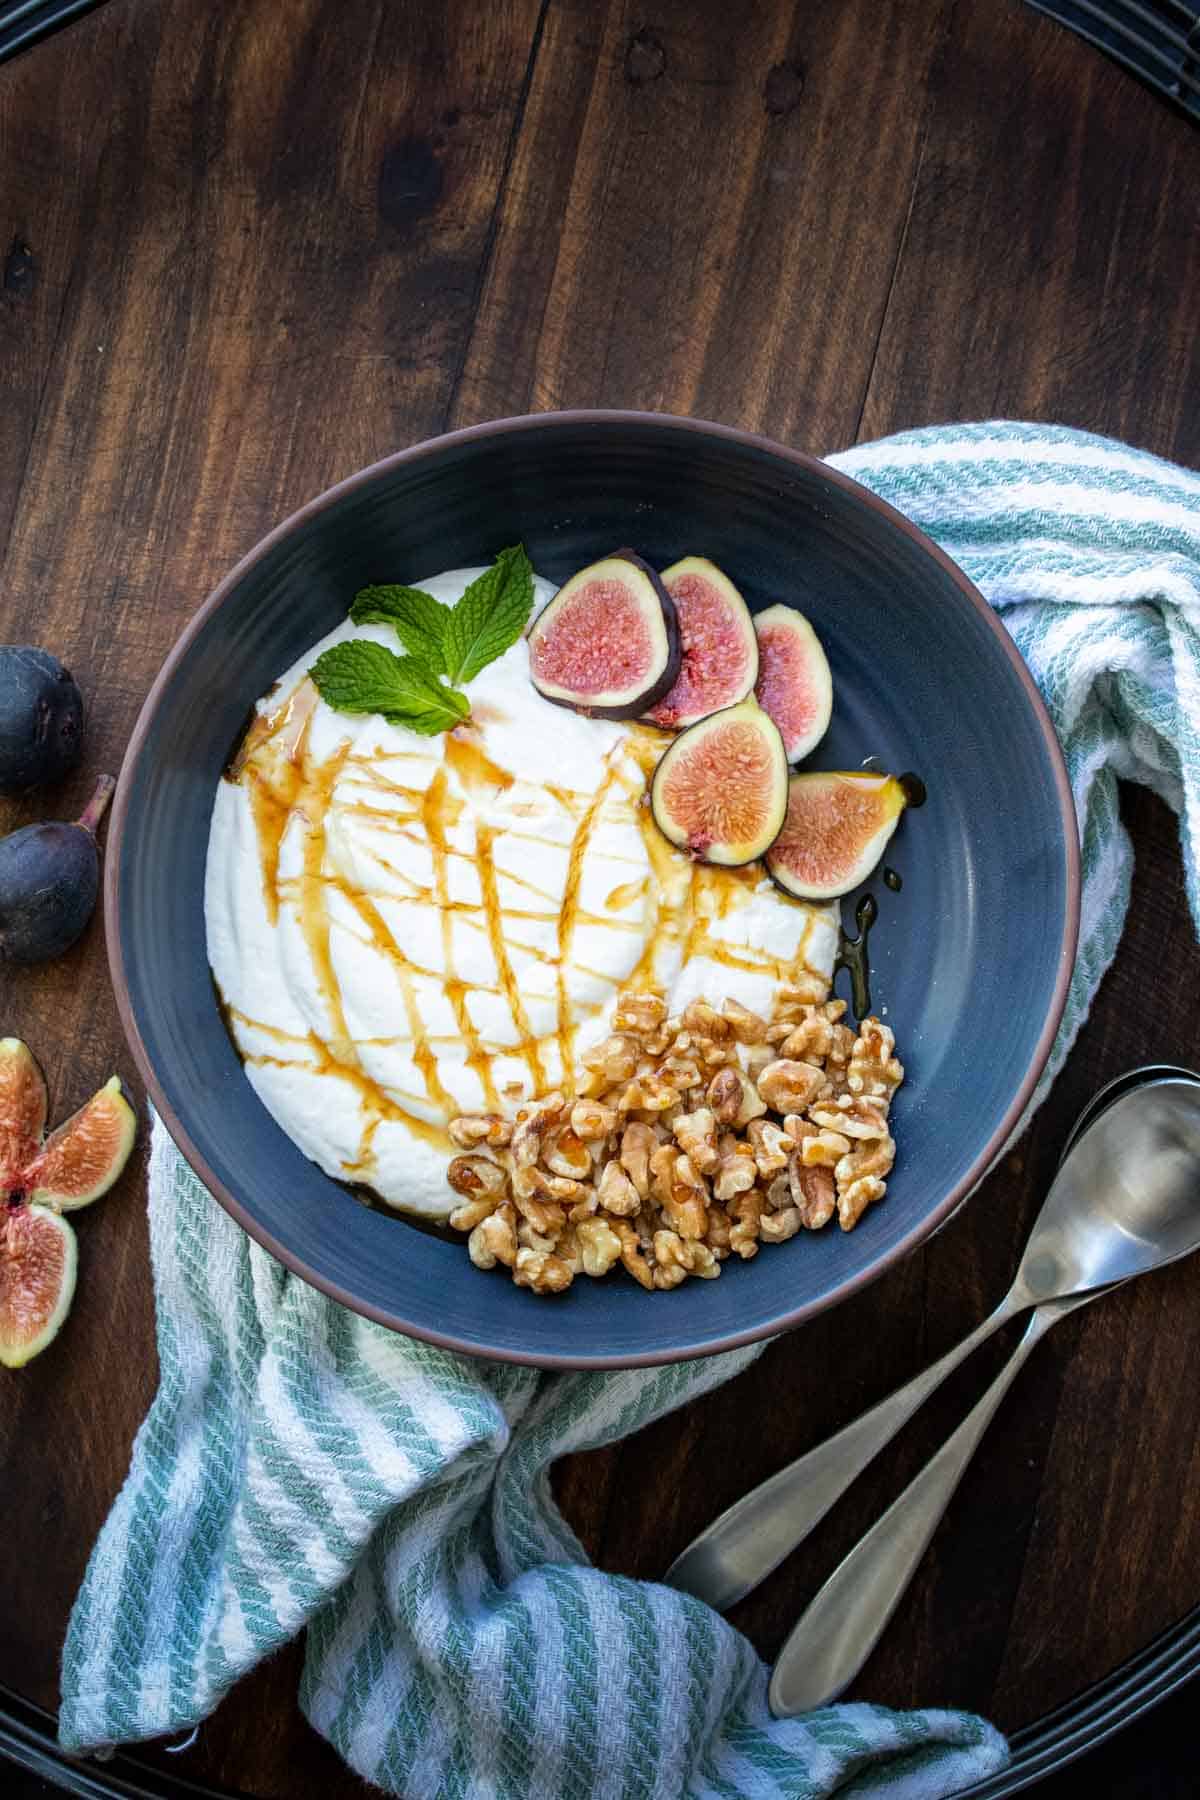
[0, 1203, 77, 1369]
[646, 557, 758, 730]
[528, 550, 680, 719]
[766, 771, 906, 900]
[753, 604, 833, 762]
[650, 696, 788, 866]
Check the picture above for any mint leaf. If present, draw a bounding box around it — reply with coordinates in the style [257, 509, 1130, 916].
[349, 583, 452, 674]
[309, 640, 470, 736]
[442, 544, 535, 686]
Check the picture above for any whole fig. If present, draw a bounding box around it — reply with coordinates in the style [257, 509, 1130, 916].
[0, 775, 114, 964]
[0, 647, 84, 793]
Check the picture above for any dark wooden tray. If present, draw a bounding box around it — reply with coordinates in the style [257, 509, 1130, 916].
[2, 0, 1199, 1794]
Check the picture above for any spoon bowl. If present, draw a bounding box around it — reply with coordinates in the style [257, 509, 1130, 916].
[1012, 1076, 1200, 1307]
[1059, 1065, 1200, 1164]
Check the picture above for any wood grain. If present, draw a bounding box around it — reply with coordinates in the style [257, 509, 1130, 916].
[452, 0, 952, 446]
[0, 0, 1199, 1791]
[0, 0, 544, 1734]
[857, 3, 1200, 461]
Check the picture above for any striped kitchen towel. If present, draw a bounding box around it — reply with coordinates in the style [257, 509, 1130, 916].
[59, 423, 1200, 1797]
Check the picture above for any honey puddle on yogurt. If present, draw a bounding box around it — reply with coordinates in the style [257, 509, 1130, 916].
[219, 685, 825, 1192]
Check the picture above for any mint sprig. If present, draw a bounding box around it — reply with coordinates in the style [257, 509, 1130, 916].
[310, 545, 537, 737]
[442, 545, 535, 686]
[348, 583, 452, 674]
[309, 641, 470, 737]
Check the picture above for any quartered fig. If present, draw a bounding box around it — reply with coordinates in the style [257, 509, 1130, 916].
[0, 1037, 47, 1179]
[26, 1077, 137, 1210]
[0, 1040, 136, 1368]
[0, 647, 84, 794]
[0, 1043, 135, 1212]
[766, 771, 907, 900]
[646, 557, 758, 730]
[528, 550, 680, 719]
[0, 773, 114, 964]
[0, 1202, 77, 1369]
[753, 604, 833, 762]
[650, 696, 788, 866]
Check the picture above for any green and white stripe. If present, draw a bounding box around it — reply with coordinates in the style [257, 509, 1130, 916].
[830, 423, 1200, 1107]
[61, 423, 1200, 1796]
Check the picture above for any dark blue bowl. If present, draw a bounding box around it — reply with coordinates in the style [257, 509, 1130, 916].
[107, 413, 1079, 1367]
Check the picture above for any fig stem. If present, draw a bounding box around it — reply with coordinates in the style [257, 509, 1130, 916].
[77, 774, 116, 838]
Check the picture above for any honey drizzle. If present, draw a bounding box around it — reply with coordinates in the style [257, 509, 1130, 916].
[336, 885, 461, 1120]
[554, 766, 620, 1088]
[475, 823, 548, 1094]
[241, 696, 317, 925]
[224, 691, 831, 1181]
[215, 964, 452, 1152]
[443, 729, 515, 800]
[240, 1039, 450, 1150]
[421, 766, 501, 1110]
[605, 877, 649, 912]
[297, 744, 355, 1059]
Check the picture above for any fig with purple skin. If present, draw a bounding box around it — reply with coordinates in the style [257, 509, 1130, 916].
[527, 551, 680, 719]
[753, 604, 833, 762]
[0, 646, 84, 794]
[0, 773, 114, 964]
[646, 557, 758, 730]
[766, 771, 906, 900]
[650, 696, 788, 866]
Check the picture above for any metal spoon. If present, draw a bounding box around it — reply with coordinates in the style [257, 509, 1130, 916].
[665, 1070, 1200, 1618]
[1058, 1064, 1199, 1163]
[768, 1073, 1200, 1714]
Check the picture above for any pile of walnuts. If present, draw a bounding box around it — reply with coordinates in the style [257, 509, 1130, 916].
[445, 980, 903, 1295]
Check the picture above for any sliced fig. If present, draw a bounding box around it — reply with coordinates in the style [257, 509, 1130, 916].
[650, 697, 788, 866]
[645, 558, 758, 730]
[0, 1202, 77, 1368]
[25, 1076, 137, 1212]
[528, 550, 680, 719]
[753, 604, 833, 762]
[766, 772, 906, 900]
[0, 1038, 48, 1187]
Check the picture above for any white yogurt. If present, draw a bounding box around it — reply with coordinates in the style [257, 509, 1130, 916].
[205, 567, 837, 1218]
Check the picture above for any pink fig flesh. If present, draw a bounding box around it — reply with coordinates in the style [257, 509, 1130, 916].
[650, 697, 788, 866]
[753, 604, 833, 762]
[0, 1202, 77, 1368]
[0, 1038, 48, 1188]
[646, 557, 758, 730]
[528, 550, 680, 719]
[25, 1076, 137, 1212]
[766, 772, 906, 900]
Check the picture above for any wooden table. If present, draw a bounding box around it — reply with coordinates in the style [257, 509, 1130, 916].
[2, 0, 1199, 1793]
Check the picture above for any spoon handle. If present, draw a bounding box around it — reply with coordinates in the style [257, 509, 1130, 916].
[664, 1293, 1019, 1613]
[767, 1299, 1081, 1716]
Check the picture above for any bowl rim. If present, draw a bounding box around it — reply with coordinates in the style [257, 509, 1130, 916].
[104, 408, 1081, 1368]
